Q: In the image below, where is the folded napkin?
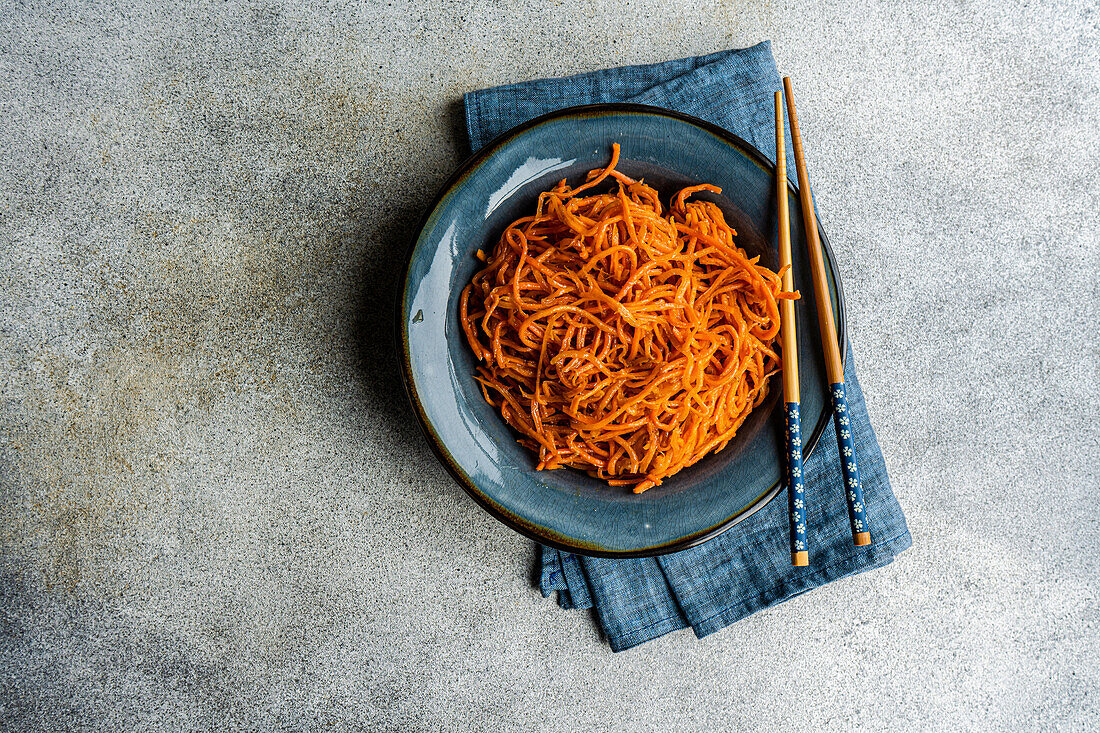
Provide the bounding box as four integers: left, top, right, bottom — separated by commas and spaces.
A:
463, 42, 911, 651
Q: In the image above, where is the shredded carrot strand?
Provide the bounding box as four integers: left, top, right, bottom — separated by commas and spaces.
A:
460, 144, 799, 493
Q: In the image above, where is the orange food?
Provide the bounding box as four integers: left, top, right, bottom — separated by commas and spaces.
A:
460, 144, 798, 493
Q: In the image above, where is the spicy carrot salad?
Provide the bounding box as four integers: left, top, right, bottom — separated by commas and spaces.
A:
460, 145, 798, 493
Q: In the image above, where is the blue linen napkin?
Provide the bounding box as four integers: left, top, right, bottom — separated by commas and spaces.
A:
463, 41, 911, 652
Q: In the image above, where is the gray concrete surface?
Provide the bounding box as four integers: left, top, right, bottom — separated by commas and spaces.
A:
0, 1, 1097, 730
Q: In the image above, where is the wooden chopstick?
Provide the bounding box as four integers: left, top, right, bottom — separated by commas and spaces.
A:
782, 77, 871, 546
775, 91, 808, 567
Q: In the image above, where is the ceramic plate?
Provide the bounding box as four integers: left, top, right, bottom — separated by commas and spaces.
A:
398, 104, 845, 557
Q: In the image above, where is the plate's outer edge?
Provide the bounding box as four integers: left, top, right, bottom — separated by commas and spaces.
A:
396, 103, 847, 558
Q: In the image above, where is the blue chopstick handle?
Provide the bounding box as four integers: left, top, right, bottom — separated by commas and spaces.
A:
829, 382, 870, 544
785, 402, 808, 563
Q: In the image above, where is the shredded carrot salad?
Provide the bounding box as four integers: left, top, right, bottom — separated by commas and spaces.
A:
460, 144, 798, 493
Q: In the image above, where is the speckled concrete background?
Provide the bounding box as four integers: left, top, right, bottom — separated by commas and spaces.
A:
0, 1, 1096, 730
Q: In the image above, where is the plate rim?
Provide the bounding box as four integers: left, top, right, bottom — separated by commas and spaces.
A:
396, 102, 847, 558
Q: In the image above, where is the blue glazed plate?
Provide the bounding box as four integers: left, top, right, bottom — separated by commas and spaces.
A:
398, 104, 845, 557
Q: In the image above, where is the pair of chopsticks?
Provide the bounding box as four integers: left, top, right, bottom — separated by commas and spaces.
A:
775, 79, 871, 567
